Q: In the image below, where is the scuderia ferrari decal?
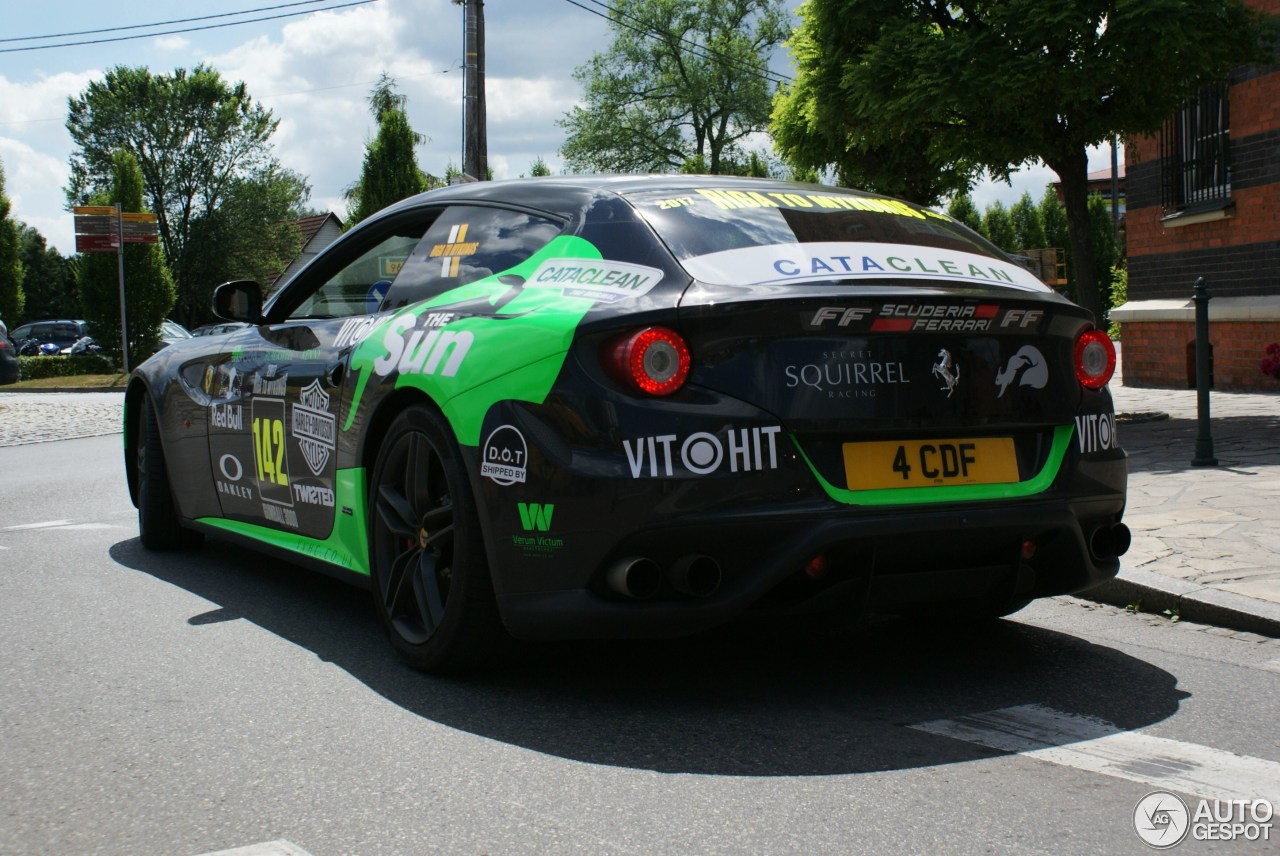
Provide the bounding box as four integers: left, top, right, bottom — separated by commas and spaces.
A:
808, 304, 1046, 334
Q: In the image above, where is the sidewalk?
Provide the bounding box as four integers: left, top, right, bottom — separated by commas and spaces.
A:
2, 362, 1279, 636
1088, 352, 1280, 637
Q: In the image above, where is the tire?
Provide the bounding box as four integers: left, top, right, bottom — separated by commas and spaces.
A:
369, 404, 507, 673
137, 395, 201, 549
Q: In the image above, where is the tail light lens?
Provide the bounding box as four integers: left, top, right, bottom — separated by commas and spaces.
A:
1074, 328, 1116, 390
603, 326, 691, 396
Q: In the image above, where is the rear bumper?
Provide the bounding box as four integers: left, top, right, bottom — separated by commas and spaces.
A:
496, 487, 1125, 639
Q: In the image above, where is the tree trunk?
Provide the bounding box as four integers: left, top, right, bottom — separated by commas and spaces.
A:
1046, 147, 1102, 323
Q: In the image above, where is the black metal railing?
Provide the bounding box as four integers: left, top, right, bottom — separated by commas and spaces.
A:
1160, 83, 1231, 212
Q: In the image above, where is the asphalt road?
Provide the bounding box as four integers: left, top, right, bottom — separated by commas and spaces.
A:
2, 434, 1279, 855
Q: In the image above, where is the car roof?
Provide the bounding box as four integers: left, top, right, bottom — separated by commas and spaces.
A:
376, 174, 931, 221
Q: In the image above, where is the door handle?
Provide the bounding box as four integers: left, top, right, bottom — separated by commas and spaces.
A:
324, 363, 345, 387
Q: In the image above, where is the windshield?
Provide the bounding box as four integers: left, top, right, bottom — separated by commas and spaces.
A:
625, 186, 1048, 293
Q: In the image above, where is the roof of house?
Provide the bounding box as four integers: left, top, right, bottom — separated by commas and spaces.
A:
296, 212, 343, 245
1086, 164, 1125, 183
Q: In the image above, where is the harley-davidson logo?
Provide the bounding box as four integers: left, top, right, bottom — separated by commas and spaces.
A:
292, 379, 336, 476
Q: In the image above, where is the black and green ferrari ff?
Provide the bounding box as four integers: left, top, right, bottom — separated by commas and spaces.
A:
125, 175, 1128, 671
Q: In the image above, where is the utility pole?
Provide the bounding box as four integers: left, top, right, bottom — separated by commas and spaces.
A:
455, 0, 487, 182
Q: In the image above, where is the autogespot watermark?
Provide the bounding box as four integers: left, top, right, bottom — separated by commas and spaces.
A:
1133, 791, 1274, 848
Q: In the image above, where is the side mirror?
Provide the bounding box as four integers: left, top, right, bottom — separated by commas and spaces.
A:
212, 280, 264, 324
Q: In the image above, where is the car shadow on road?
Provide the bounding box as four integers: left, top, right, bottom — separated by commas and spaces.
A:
1121, 413, 1280, 475
110, 535, 1188, 777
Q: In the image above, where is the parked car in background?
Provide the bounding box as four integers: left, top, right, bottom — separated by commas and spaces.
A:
191, 322, 251, 337
158, 320, 193, 349
10, 319, 91, 353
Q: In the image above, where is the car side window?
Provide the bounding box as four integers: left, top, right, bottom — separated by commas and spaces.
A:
288, 229, 428, 320
381, 205, 565, 311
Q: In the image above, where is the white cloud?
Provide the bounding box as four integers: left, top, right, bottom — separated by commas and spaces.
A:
0, 137, 74, 251
153, 36, 190, 52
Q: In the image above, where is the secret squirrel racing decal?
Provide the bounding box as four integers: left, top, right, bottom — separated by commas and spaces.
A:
343, 235, 654, 446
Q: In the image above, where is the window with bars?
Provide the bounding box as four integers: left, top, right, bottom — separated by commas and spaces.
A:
1160, 83, 1231, 212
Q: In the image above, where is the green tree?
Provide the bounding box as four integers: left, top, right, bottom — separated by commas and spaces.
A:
1039, 186, 1072, 298
77, 150, 175, 368
767, 0, 1270, 321
179, 164, 309, 324
560, 0, 789, 174
0, 160, 25, 325
1039, 187, 1070, 252
18, 225, 75, 323
982, 201, 1018, 253
772, 4, 979, 204
946, 193, 984, 235
346, 74, 432, 224
66, 65, 306, 324
1009, 192, 1046, 251
1088, 193, 1120, 318
529, 156, 552, 177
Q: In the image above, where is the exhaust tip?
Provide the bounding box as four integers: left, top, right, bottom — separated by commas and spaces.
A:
1089, 523, 1132, 560
606, 557, 661, 600
669, 554, 722, 598
1089, 526, 1114, 560
1111, 523, 1131, 557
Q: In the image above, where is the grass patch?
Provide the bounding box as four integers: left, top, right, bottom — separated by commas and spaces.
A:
4, 373, 130, 390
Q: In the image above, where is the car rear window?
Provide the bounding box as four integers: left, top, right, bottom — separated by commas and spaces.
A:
624, 187, 1048, 292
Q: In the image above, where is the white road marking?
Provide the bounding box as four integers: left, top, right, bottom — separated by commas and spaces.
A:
196, 840, 315, 856
911, 704, 1280, 804
1, 520, 119, 532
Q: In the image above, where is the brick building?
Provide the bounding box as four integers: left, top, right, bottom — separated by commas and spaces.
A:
1112, 0, 1279, 390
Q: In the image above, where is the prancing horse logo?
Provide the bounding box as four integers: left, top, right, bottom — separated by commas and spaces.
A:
932, 348, 960, 397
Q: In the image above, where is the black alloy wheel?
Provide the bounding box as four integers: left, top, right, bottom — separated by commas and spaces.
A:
369, 404, 504, 672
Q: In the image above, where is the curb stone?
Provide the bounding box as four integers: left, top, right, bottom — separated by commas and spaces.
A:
1084, 571, 1280, 639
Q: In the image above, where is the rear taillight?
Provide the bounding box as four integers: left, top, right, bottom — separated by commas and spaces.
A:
1074, 328, 1116, 390
603, 326, 691, 396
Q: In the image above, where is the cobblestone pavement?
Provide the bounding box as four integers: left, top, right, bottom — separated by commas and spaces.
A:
1, 360, 1277, 634
0, 392, 124, 446
1102, 358, 1280, 633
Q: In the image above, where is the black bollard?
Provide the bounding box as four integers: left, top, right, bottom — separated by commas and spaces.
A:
1191, 277, 1218, 467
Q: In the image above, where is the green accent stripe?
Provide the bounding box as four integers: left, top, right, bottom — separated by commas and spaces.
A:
799, 425, 1073, 506
197, 468, 371, 575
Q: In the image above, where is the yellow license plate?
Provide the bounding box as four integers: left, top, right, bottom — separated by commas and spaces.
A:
843, 438, 1019, 490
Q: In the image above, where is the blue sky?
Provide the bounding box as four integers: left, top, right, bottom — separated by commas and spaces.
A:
0, 0, 1115, 256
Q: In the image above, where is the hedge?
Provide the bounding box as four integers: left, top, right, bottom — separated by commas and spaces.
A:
16, 354, 117, 379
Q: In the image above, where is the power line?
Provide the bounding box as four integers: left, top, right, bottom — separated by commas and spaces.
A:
0, 0, 379, 54
0, 1, 343, 44
560, 0, 792, 86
